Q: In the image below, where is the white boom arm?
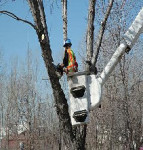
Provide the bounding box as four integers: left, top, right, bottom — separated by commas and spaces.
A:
68, 7, 143, 123
98, 7, 143, 87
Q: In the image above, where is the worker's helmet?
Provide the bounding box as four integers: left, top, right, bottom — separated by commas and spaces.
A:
63, 39, 72, 47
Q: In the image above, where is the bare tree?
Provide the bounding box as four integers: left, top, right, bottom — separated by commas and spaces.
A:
0, 1, 143, 150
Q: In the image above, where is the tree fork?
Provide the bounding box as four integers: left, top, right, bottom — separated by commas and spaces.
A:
91, 0, 114, 72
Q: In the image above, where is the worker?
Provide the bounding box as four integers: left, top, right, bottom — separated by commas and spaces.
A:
61, 39, 78, 74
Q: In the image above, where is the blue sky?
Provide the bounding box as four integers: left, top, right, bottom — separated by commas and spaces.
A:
0, 0, 143, 69
0, 0, 88, 65
0, 0, 89, 101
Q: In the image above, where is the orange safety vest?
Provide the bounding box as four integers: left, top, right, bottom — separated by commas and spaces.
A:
66, 49, 78, 73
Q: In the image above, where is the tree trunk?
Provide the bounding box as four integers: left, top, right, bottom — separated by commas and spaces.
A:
73, 125, 87, 150
61, 0, 67, 41
86, 0, 96, 72
27, 0, 74, 148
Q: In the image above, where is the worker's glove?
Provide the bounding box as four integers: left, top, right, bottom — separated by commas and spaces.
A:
54, 64, 64, 78
63, 68, 68, 74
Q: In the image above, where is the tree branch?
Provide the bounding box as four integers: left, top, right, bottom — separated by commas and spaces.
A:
0, 10, 36, 30
91, 0, 114, 69
86, 0, 96, 72
61, 0, 67, 41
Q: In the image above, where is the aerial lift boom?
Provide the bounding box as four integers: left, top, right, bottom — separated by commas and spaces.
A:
98, 7, 143, 87
68, 7, 143, 126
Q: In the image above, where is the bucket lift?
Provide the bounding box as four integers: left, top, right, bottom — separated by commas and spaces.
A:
68, 72, 101, 126
68, 7, 143, 126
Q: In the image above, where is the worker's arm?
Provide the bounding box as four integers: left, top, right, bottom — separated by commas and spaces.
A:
63, 50, 68, 67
